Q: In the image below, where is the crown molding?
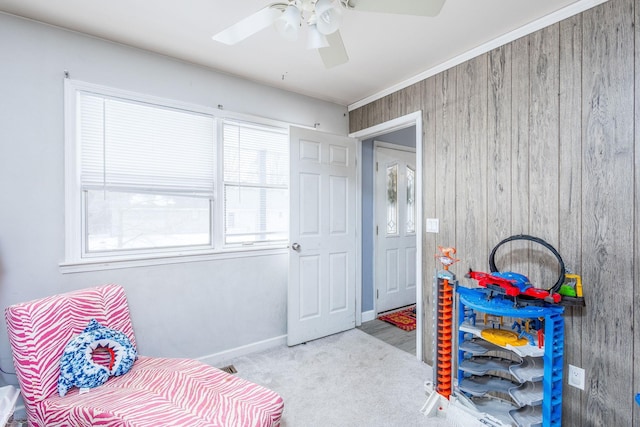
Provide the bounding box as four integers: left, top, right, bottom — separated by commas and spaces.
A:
348, 0, 609, 112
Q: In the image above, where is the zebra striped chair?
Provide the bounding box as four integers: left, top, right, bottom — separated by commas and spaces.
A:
5, 284, 284, 426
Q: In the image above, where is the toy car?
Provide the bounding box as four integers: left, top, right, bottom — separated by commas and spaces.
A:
466, 270, 561, 304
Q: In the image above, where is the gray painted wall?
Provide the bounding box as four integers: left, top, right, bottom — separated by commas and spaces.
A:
0, 12, 348, 387
361, 127, 416, 313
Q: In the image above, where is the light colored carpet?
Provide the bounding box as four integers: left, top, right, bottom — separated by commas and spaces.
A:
219, 329, 454, 427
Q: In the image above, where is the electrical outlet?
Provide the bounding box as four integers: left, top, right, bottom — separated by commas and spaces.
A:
568, 364, 585, 390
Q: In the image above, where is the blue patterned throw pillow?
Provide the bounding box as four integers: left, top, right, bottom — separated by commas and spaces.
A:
57, 319, 137, 396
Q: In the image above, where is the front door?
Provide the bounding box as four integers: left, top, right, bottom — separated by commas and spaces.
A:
287, 126, 357, 346
374, 145, 417, 313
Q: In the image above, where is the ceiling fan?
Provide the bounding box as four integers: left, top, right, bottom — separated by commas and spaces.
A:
212, 0, 447, 69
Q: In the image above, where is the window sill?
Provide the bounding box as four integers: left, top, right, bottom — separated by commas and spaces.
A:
59, 246, 289, 274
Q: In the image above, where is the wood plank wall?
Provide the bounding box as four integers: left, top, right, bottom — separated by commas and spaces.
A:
349, 0, 637, 424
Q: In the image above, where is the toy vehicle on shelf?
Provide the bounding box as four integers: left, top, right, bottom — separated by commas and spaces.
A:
465, 270, 561, 305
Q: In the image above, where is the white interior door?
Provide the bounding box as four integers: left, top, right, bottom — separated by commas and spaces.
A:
375, 145, 417, 313
288, 126, 357, 346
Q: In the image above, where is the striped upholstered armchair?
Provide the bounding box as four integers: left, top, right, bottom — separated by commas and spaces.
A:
5, 284, 283, 426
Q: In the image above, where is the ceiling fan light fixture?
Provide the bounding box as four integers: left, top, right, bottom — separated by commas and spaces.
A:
306, 24, 330, 49
275, 4, 301, 41
314, 0, 342, 35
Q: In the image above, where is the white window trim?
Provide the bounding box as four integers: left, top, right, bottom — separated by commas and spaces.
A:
59, 247, 289, 274
62, 79, 291, 274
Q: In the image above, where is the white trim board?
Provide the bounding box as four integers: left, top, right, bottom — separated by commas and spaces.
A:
197, 335, 288, 367
350, 111, 423, 362
361, 310, 376, 323
348, 0, 610, 111
374, 140, 416, 153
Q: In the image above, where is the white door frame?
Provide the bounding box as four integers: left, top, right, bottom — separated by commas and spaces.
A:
349, 111, 424, 361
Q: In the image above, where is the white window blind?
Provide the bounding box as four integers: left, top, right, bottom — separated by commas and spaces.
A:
79, 92, 215, 196
223, 121, 288, 245
76, 91, 216, 254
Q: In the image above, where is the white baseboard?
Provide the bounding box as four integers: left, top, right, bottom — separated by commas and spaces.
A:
361, 310, 376, 323
197, 334, 288, 367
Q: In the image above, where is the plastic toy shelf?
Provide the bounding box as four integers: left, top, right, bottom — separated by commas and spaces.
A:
460, 375, 516, 396
459, 320, 544, 357
459, 338, 503, 355
510, 381, 543, 406
459, 352, 544, 383
460, 376, 543, 407
473, 396, 519, 426
457, 286, 565, 427
457, 286, 564, 319
510, 406, 543, 427
459, 357, 515, 376
511, 357, 544, 383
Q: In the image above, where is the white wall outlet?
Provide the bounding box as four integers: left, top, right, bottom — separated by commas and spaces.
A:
426, 218, 439, 233
568, 364, 585, 390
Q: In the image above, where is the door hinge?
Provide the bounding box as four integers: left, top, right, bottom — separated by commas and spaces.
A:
376, 225, 378, 235
377, 289, 379, 299
376, 161, 378, 172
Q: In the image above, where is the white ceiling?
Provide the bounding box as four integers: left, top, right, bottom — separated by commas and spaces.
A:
0, 0, 589, 106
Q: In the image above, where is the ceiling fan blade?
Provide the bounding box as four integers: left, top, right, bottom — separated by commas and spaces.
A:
212, 4, 284, 45
318, 30, 349, 69
347, 0, 446, 17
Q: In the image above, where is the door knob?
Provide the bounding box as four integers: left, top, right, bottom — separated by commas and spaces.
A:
291, 243, 301, 251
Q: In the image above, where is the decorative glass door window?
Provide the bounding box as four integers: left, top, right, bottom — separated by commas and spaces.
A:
386, 163, 398, 235
406, 166, 416, 234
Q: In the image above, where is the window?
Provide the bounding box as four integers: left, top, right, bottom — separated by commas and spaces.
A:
386, 163, 398, 235
223, 122, 288, 245
406, 165, 415, 234
79, 93, 215, 254
64, 80, 289, 266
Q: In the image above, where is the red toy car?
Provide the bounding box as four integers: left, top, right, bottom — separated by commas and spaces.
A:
466, 270, 561, 304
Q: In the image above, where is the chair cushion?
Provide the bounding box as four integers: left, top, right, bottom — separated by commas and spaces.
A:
5, 285, 137, 406
37, 356, 284, 427
57, 319, 137, 397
